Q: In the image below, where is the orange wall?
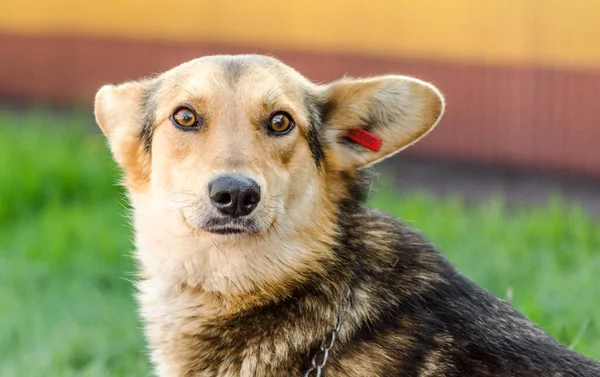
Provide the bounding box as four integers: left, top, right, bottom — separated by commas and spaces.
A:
2, 0, 600, 70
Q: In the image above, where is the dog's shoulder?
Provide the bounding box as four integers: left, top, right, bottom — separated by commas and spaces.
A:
339, 207, 600, 376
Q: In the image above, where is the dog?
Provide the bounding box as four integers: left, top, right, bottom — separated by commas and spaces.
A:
94, 54, 600, 376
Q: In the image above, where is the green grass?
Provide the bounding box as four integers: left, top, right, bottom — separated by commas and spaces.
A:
1, 108, 599, 376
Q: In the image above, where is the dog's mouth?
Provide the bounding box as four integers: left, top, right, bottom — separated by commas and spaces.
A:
204, 226, 248, 235
184, 214, 261, 236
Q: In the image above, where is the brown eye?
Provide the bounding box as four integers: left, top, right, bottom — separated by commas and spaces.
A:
268, 112, 294, 135
172, 108, 198, 128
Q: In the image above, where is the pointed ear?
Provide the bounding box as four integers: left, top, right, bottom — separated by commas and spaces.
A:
94, 78, 155, 189
320, 75, 444, 171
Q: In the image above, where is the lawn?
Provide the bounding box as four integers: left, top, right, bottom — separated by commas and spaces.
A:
1, 108, 599, 376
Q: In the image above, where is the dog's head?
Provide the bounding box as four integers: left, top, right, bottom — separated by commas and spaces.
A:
95, 55, 444, 294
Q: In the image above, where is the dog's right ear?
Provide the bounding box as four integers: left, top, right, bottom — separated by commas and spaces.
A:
94, 79, 154, 189
318, 75, 444, 172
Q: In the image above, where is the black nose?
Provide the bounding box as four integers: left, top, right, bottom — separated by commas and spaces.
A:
208, 174, 261, 217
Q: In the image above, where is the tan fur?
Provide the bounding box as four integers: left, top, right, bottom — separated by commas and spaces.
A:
95, 81, 153, 191
94, 54, 444, 376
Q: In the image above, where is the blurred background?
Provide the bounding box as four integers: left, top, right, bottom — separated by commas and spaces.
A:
1, 1, 599, 376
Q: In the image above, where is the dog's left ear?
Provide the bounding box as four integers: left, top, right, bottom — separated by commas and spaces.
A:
320, 75, 444, 171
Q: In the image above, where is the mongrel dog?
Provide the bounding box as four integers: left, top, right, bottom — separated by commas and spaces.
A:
94, 55, 600, 376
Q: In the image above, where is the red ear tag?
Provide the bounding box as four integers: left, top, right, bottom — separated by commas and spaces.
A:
346, 129, 382, 152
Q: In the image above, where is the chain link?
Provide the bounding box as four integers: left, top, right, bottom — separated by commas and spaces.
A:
303, 314, 343, 377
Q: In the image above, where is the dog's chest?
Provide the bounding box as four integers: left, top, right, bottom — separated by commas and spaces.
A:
138, 282, 302, 376
138, 281, 215, 375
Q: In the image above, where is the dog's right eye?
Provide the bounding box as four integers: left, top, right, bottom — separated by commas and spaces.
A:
172, 107, 201, 129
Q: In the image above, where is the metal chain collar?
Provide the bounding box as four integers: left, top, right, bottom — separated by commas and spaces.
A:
303, 314, 343, 377
303, 290, 351, 377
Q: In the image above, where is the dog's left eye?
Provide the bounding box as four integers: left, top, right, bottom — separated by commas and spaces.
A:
172, 107, 200, 129
268, 112, 295, 135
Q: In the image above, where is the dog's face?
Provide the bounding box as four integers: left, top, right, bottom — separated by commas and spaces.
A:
94, 55, 444, 294
99, 57, 326, 237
